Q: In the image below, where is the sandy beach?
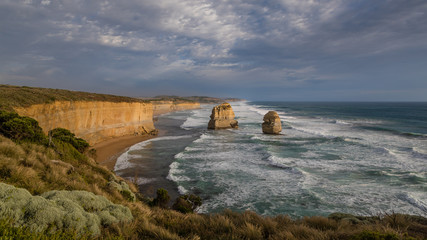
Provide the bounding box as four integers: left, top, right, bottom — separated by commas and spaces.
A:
92, 134, 155, 170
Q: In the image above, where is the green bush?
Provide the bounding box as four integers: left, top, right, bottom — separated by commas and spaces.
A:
0, 166, 12, 179
0, 110, 47, 144
352, 231, 402, 240
49, 128, 89, 153
172, 194, 202, 214
107, 180, 136, 202
0, 182, 133, 236
151, 188, 170, 208
0, 218, 87, 239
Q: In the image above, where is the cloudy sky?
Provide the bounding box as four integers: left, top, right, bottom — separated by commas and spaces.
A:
1, 0, 426, 101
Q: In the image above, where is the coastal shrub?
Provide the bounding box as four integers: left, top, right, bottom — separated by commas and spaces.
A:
49, 128, 89, 153
352, 231, 401, 240
107, 179, 136, 202
0, 110, 47, 144
0, 166, 12, 179
0, 218, 88, 239
0, 182, 133, 236
172, 194, 202, 214
52, 139, 88, 163
151, 188, 170, 208
41, 190, 133, 225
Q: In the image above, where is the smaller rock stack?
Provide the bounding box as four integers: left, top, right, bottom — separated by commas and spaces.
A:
208, 103, 238, 129
262, 111, 282, 134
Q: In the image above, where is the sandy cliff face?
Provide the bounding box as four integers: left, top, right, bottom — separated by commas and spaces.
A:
208, 102, 238, 129
152, 101, 200, 116
14, 101, 155, 145
262, 111, 282, 134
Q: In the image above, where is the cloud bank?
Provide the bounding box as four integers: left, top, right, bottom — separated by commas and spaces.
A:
0, 0, 426, 100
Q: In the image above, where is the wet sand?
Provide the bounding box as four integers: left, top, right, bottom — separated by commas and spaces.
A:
92, 134, 156, 170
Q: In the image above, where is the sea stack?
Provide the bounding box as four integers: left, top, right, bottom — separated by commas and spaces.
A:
208, 103, 238, 130
262, 111, 282, 134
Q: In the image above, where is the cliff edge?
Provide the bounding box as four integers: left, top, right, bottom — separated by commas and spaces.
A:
14, 101, 156, 145
1, 85, 200, 145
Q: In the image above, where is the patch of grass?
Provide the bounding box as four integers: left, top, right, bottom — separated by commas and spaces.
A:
0, 218, 90, 240
0, 84, 149, 111
351, 230, 409, 240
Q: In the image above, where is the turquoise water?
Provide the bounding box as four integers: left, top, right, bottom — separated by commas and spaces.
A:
116, 102, 427, 218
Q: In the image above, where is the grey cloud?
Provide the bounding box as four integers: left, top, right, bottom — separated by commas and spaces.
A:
0, 0, 426, 101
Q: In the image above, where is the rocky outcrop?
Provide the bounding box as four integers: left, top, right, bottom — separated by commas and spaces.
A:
152, 101, 200, 116
14, 101, 156, 145
262, 111, 282, 134
208, 103, 238, 129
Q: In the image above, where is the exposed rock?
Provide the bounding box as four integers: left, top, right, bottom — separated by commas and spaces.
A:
208, 103, 238, 130
13, 100, 199, 145
262, 111, 282, 134
14, 101, 156, 145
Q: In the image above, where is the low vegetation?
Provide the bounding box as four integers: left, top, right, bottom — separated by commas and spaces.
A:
148, 95, 243, 103
0, 110, 47, 144
49, 128, 89, 153
0, 85, 148, 111
0, 110, 426, 239
0, 183, 133, 236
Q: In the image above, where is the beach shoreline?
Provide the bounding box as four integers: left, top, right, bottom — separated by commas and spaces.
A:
92, 134, 156, 170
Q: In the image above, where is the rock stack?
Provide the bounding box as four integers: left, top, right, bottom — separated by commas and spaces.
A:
208, 103, 238, 129
262, 111, 282, 134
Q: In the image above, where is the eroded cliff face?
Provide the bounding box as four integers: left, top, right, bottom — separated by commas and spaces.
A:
14, 101, 156, 145
152, 101, 200, 116
262, 111, 282, 134
208, 102, 238, 129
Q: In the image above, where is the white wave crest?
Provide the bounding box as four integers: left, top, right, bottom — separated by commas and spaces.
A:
167, 161, 191, 182
413, 147, 427, 155
397, 193, 427, 213
114, 135, 193, 171
267, 155, 295, 169
125, 177, 157, 185
248, 106, 268, 116
177, 186, 189, 194
180, 109, 210, 130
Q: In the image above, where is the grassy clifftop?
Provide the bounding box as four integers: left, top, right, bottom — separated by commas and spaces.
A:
147, 95, 244, 103
0, 85, 148, 111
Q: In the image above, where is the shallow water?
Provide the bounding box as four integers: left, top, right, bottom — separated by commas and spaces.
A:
116, 101, 427, 218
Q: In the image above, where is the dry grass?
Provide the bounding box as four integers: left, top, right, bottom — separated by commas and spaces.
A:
0, 135, 132, 204
0, 84, 148, 111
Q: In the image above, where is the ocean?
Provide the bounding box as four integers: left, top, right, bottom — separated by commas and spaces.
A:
114, 101, 427, 218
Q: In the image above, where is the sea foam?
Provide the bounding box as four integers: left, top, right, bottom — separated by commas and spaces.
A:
114, 135, 193, 171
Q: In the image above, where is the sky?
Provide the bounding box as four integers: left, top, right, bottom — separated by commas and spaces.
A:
0, 0, 426, 101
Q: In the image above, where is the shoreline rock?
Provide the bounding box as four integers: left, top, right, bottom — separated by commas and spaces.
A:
208, 103, 238, 130
262, 111, 282, 134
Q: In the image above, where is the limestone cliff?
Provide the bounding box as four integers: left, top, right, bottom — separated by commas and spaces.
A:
14, 101, 156, 145
152, 101, 200, 116
262, 111, 282, 134
208, 103, 238, 129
